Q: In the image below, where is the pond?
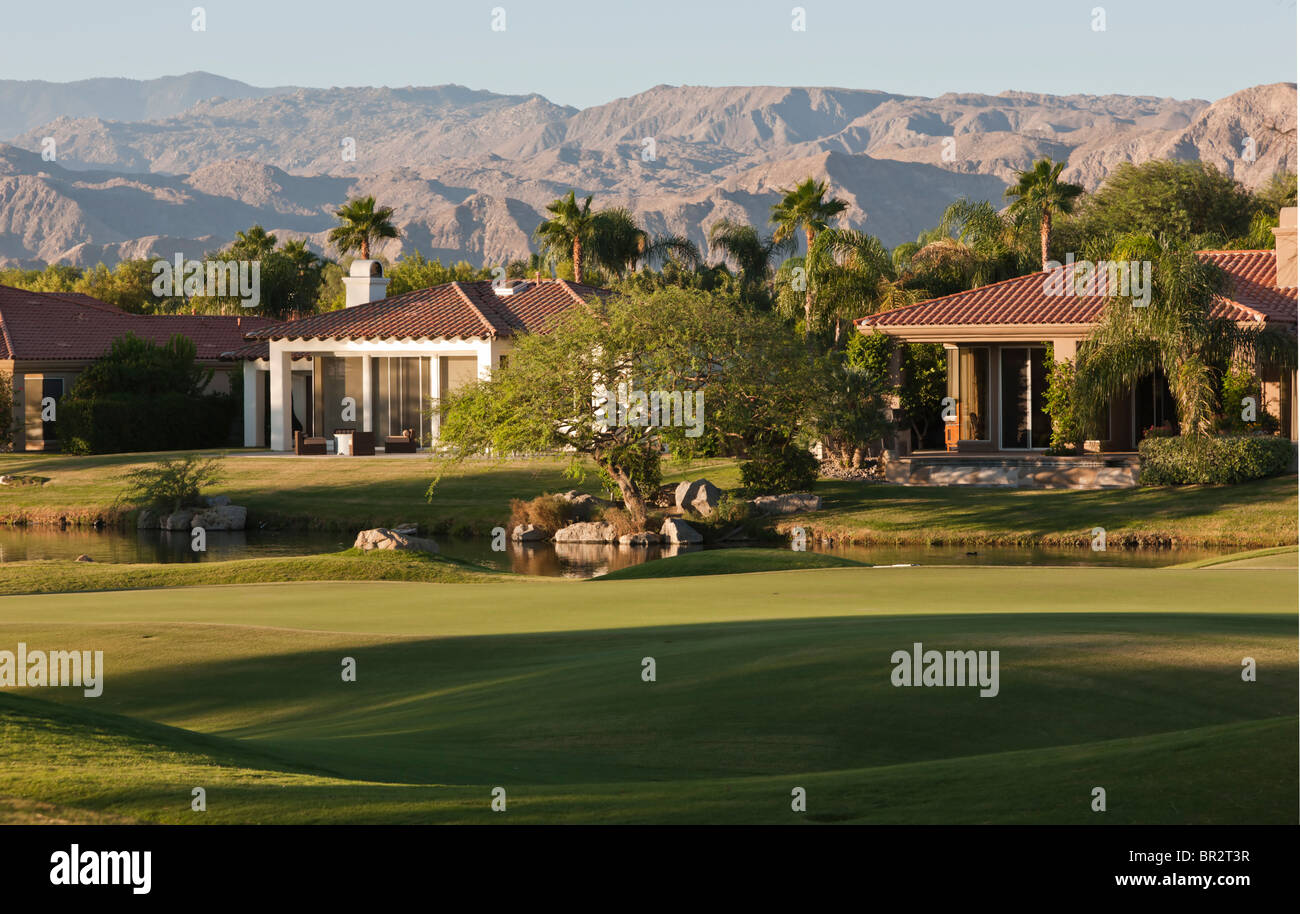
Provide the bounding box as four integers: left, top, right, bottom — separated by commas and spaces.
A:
0, 526, 1230, 579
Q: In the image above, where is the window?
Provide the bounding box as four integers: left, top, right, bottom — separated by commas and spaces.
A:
999, 347, 1051, 449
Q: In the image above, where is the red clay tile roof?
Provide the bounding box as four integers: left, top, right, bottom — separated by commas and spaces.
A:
857, 250, 1297, 330
245, 279, 611, 345
0, 284, 278, 361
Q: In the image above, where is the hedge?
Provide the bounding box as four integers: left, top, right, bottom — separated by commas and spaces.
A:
59, 392, 239, 454
1138, 435, 1296, 485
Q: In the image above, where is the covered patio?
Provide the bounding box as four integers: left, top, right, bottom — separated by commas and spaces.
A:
224, 262, 610, 452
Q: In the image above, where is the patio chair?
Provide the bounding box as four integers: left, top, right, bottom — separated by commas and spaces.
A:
383, 428, 418, 453
294, 430, 328, 455
353, 431, 375, 456
944, 408, 960, 452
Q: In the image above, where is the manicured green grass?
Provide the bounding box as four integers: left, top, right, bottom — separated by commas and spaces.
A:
595, 547, 867, 580
2, 450, 1293, 546
0, 564, 1294, 823
797, 475, 1299, 547
0, 549, 504, 595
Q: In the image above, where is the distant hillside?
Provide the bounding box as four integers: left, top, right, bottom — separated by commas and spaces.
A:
0, 78, 1294, 268
0, 71, 293, 140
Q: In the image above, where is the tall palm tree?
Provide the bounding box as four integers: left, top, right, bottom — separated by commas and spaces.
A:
708, 218, 793, 304
1074, 235, 1296, 439
1004, 158, 1084, 271
328, 196, 400, 260
770, 178, 849, 334
535, 191, 596, 283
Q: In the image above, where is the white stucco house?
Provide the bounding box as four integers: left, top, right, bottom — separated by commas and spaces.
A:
225, 260, 611, 451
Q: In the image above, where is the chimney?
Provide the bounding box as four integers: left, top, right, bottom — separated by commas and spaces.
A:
342, 259, 390, 307
1272, 206, 1297, 288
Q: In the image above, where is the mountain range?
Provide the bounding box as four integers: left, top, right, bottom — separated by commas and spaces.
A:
0, 73, 1294, 268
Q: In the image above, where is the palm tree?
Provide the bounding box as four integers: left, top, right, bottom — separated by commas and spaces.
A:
708, 218, 793, 304
535, 191, 596, 283
1004, 158, 1084, 271
230, 225, 277, 260
588, 207, 648, 278
778, 228, 896, 346
770, 178, 849, 333
328, 196, 400, 260
1074, 236, 1296, 439
642, 234, 702, 271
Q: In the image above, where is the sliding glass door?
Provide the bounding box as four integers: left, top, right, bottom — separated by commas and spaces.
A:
999, 347, 1051, 449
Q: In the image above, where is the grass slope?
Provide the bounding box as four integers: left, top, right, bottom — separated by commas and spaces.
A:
0, 564, 1294, 824
0, 549, 503, 595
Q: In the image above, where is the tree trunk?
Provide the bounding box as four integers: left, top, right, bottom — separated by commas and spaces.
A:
572, 237, 583, 284
804, 226, 816, 335
602, 460, 647, 527
361, 238, 370, 260
1039, 212, 1051, 271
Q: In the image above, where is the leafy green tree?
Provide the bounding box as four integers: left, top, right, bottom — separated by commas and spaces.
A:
1076, 160, 1253, 247
434, 287, 825, 524
69, 333, 211, 399
328, 197, 400, 260
770, 178, 849, 333
1004, 158, 1084, 270
535, 191, 596, 284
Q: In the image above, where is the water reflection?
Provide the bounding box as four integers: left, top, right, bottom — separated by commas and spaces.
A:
0, 525, 1231, 577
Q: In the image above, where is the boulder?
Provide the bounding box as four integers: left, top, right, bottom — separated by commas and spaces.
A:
74, 554, 94, 563
394, 523, 419, 535
554, 521, 618, 544
160, 509, 196, 531
512, 524, 549, 542
190, 505, 247, 531
618, 531, 662, 546
659, 517, 703, 544
136, 508, 159, 529
675, 479, 721, 517
203, 495, 232, 507
353, 527, 440, 555
749, 493, 822, 516
0, 475, 11, 485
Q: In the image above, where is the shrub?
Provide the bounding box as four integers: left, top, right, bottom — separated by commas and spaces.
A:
710, 493, 754, 525
1139, 435, 1295, 485
508, 494, 573, 531
60, 391, 238, 454
118, 456, 224, 513
594, 505, 640, 537
740, 439, 819, 495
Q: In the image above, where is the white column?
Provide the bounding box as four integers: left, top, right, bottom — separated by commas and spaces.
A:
430, 355, 442, 442
269, 344, 293, 451
242, 360, 266, 447
361, 354, 374, 433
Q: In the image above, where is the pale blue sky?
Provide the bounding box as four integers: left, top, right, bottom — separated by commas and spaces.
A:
3, 0, 1296, 107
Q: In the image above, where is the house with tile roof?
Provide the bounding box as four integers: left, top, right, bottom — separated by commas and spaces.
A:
226, 259, 611, 451
854, 208, 1298, 487
1, 284, 275, 451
